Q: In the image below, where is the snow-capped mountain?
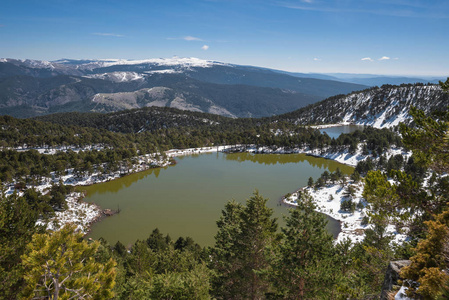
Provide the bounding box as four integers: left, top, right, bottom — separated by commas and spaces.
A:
83, 72, 147, 83
0, 57, 367, 118
276, 84, 449, 128
1, 57, 225, 76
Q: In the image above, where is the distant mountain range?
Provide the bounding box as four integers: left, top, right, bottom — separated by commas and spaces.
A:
282, 72, 444, 87
0, 57, 444, 119
0, 58, 363, 118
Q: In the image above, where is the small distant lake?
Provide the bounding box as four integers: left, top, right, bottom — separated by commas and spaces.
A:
319, 125, 365, 139
83, 152, 353, 246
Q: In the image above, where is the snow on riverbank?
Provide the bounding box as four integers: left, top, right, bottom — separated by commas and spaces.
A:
165, 145, 234, 157
231, 143, 410, 167
302, 144, 410, 167
309, 122, 353, 129
37, 192, 100, 234
284, 181, 408, 244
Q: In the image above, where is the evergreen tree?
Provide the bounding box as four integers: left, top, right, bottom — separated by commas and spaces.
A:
211, 192, 278, 299
307, 176, 314, 187
21, 224, 116, 299
274, 195, 340, 299
210, 200, 244, 299
401, 208, 449, 298
0, 193, 40, 299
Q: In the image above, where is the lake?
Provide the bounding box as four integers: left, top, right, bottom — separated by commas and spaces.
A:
83, 152, 354, 246
319, 125, 365, 139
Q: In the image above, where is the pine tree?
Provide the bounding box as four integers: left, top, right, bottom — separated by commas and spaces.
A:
211, 192, 278, 299
307, 176, 314, 187
0, 193, 40, 299
21, 224, 116, 299
239, 191, 278, 298
401, 208, 449, 298
273, 195, 339, 299
211, 200, 244, 299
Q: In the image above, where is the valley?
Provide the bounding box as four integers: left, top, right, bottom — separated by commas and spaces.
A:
1, 57, 448, 299
3, 0, 449, 297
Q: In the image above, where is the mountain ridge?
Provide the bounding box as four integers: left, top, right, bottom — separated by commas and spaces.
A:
0, 57, 366, 118
274, 83, 449, 128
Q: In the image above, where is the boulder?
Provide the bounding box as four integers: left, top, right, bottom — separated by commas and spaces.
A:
380, 260, 411, 300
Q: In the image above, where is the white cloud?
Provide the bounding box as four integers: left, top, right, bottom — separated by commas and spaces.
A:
313, 58, 321, 61
183, 36, 203, 41
166, 36, 203, 41
201, 45, 209, 51
278, 2, 446, 18
361, 57, 373, 61
92, 32, 124, 37
379, 56, 390, 60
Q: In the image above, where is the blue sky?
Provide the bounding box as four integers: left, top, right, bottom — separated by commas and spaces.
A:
1, 0, 448, 76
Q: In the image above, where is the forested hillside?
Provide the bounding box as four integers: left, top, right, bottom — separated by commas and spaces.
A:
275, 83, 449, 128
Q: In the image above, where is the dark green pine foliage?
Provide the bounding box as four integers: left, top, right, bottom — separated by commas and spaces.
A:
211, 192, 278, 300
0, 192, 41, 299
440, 77, 449, 91
210, 200, 244, 299
274, 196, 339, 299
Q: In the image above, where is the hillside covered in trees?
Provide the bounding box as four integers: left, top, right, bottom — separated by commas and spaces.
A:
274, 83, 449, 128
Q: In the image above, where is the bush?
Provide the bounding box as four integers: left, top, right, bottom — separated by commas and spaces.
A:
340, 199, 356, 213
361, 215, 369, 226
356, 200, 365, 210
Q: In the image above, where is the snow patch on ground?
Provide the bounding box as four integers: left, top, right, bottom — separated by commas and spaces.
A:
145, 69, 181, 74
284, 182, 408, 245
37, 192, 100, 234
303, 144, 410, 167
83, 71, 146, 82
166, 145, 234, 157
395, 286, 412, 299
309, 122, 353, 129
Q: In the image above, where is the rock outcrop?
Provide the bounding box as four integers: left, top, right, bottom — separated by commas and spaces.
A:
381, 260, 411, 299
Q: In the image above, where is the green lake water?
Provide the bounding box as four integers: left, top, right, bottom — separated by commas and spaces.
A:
83, 152, 354, 246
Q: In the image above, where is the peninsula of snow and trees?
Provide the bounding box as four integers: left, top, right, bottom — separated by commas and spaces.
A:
1, 55, 449, 299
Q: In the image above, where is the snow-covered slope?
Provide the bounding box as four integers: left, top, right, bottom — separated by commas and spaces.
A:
89, 87, 237, 118
279, 84, 449, 128
10, 57, 225, 73
83, 71, 146, 82
73, 57, 225, 69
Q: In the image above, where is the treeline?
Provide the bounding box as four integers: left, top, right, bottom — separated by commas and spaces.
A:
34, 107, 229, 134
0, 148, 142, 184
6, 106, 404, 153
0, 109, 404, 187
